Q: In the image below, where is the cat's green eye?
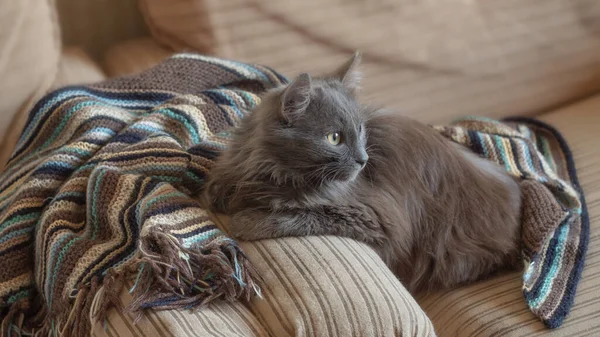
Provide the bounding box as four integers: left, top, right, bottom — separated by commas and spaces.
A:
327, 132, 342, 145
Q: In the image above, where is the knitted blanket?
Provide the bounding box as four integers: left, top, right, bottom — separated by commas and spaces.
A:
436, 117, 589, 328
0, 54, 587, 334
0, 54, 286, 336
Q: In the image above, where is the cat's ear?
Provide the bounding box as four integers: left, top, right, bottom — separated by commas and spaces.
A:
281, 73, 312, 122
332, 51, 362, 92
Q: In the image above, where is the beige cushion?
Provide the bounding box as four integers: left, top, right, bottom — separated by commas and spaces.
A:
0, 0, 61, 142
142, 0, 600, 123
0, 47, 106, 170
103, 37, 173, 77
418, 94, 600, 336
238, 236, 436, 337
94, 232, 436, 336
91, 279, 271, 337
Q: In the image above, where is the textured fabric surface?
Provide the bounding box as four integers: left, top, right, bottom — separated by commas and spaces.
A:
237, 235, 436, 337
418, 95, 600, 336
435, 117, 588, 328
91, 279, 271, 337
197, 0, 600, 123
139, 0, 215, 53
0, 54, 287, 336
92, 233, 436, 337
103, 38, 173, 77
0, 0, 61, 142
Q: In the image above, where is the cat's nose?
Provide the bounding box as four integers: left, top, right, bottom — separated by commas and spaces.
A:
356, 157, 368, 168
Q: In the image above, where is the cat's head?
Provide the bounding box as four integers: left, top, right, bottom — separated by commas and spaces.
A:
253, 52, 369, 187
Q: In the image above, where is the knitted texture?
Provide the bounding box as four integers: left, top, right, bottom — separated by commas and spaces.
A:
0, 54, 286, 336
436, 117, 589, 328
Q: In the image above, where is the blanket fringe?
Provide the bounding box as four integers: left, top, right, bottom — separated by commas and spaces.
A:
1, 232, 257, 337
127, 232, 259, 315
1, 300, 26, 337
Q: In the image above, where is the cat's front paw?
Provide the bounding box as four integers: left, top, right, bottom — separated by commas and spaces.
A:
229, 210, 278, 241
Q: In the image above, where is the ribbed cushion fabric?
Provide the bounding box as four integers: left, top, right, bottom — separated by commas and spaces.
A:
92, 234, 437, 337
237, 236, 436, 337
92, 279, 271, 337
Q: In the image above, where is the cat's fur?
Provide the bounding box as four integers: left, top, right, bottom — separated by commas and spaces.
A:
203, 53, 522, 292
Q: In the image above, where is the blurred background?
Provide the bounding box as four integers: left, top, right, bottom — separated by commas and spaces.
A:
1, 0, 600, 166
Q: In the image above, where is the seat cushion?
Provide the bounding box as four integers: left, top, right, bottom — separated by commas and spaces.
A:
417, 94, 600, 336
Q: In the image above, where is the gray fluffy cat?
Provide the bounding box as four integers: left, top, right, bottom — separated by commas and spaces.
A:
203, 53, 522, 292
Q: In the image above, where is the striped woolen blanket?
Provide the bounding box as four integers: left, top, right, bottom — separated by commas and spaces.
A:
0, 54, 285, 336
436, 117, 588, 328
0, 53, 588, 334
